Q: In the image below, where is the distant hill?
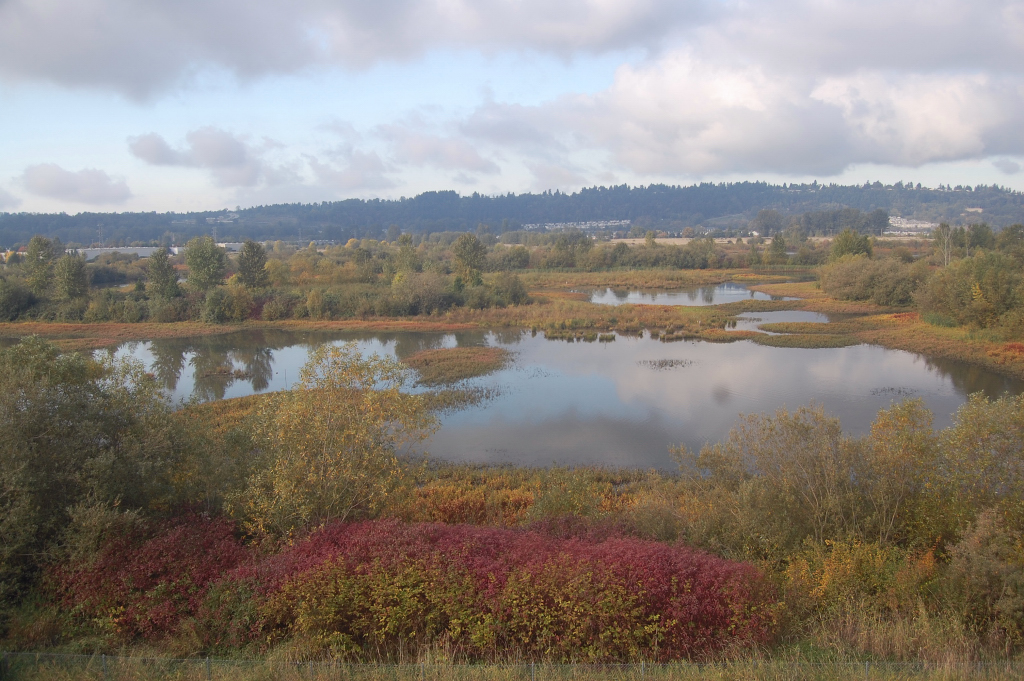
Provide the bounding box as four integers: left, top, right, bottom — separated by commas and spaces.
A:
2, 181, 1022, 247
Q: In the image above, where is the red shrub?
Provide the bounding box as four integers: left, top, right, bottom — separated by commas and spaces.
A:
215, 520, 775, 661
55, 517, 775, 659
51, 515, 249, 641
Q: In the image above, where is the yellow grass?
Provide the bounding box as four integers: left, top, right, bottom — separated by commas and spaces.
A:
402, 347, 512, 385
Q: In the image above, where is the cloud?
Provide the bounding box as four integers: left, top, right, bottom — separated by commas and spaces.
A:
461, 100, 564, 153
702, 0, 1024, 78
380, 125, 500, 174
994, 158, 1022, 175
128, 132, 188, 165
307, 150, 395, 192
528, 163, 588, 192
0, 0, 705, 98
129, 127, 292, 187
454, 49, 1024, 179
0, 187, 21, 210
8, 0, 1024, 189
20, 164, 131, 204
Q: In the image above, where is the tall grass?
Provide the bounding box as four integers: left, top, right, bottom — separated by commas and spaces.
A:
6, 654, 1024, 681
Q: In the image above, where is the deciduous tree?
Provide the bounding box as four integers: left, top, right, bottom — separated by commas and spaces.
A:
237, 240, 269, 289
238, 343, 438, 536
184, 236, 226, 291
146, 247, 180, 299
53, 254, 88, 300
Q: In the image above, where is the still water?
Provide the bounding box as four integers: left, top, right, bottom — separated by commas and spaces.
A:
107, 328, 1024, 469
590, 282, 793, 306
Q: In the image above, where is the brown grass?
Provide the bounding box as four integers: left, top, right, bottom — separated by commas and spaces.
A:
402, 347, 512, 386
752, 334, 859, 349
10, 655, 1022, 680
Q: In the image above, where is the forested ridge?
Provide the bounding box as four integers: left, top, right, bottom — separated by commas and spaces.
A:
3, 181, 1023, 246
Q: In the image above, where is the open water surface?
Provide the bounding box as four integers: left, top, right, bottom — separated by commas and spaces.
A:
107, 326, 1024, 469
589, 282, 794, 306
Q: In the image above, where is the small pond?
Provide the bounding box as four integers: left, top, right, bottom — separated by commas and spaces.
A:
589, 282, 793, 306
105, 328, 1024, 470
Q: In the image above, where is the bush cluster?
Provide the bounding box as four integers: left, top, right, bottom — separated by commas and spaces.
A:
53, 519, 774, 662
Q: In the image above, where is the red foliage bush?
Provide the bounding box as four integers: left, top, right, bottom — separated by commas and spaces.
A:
214, 520, 776, 661
51, 515, 249, 641
53, 517, 775, 659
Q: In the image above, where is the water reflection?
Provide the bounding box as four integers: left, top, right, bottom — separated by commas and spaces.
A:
732, 310, 831, 334
590, 282, 794, 306
107, 329, 1024, 468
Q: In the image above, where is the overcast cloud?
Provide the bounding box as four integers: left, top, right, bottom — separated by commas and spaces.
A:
129, 127, 296, 187
0, 0, 705, 98
2, 0, 1024, 208
0, 187, 21, 210
20, 164, 132, 205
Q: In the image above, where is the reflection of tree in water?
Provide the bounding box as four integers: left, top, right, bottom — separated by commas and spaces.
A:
924, 356, 1024, 399
233, 347, 274, 392
490, 328, 525, 346
612, 288, 630, 301
391, 333, 451, 361
123, 327, 522, 402
189, 340, 236, 402
147, 339, 189, 392
700, 286, 715, 305
452, 330, 491, 348
686, 288, 699, 302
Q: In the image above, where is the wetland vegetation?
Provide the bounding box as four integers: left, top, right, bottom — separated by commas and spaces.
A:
4, 220, 1024, 672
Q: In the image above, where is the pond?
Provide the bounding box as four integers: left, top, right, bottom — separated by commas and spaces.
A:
589, 282, 793, 306
106, 328, 1024, 470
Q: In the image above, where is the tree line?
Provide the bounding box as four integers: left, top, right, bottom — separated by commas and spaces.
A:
2, 181, 1022, 246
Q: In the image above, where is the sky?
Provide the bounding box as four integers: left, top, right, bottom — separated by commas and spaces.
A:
1, 0, 1023, 214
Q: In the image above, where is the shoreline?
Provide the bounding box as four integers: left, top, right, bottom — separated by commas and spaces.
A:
2, 271, 1023, 380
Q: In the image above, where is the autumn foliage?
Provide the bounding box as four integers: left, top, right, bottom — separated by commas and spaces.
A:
52, 519, 774, 662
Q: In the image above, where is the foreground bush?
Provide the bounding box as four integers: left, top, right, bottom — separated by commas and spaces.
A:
225, 521, 773, 661
53, 519, 774, 662
51, 515, 249, 642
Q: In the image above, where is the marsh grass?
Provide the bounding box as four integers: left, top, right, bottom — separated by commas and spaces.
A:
757, 322, 861, 336
402, 347, 512, 386
6, 654, 1024, 681
751, 333, 860, 348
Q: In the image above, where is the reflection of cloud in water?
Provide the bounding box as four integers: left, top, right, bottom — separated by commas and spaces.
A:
108, 327, 1024, 468
429, 410, 681, 469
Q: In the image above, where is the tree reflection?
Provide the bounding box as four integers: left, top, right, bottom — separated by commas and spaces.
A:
189, 341, 236, 402
148, 339, 189, 392
924, 356, 1024, 399
233, 347, 274, 392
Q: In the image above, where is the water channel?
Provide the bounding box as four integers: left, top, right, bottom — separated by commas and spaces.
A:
107, 323, 1024, 470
